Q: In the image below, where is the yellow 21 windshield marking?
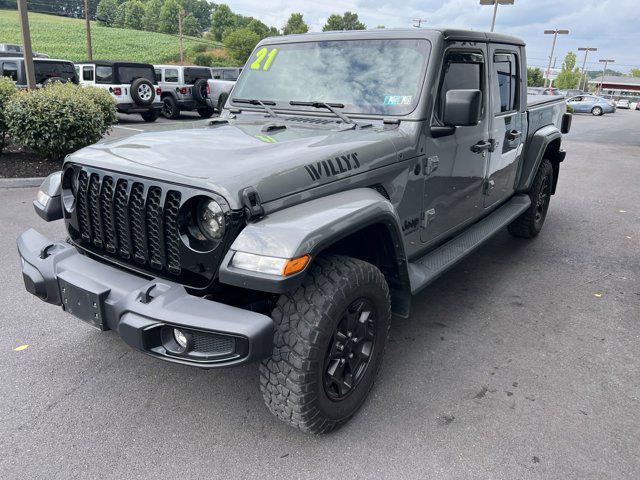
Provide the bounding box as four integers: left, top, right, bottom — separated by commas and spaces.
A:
250, 47, 278, 71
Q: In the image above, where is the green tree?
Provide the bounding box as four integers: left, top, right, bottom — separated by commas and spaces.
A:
124, 0, 145, 30
342, 11, 366, 30
223, 27, 260, 64
113, 1, 127, 27
182, 13, 200, 36
323, 13, 344, 31
211, 4, 237, 41
182, 0, 213, 32
96, 0, 119, 26
159, 0, 181, 34
268, 26, 280, 37
630, 68, 640, 77
376, 25, 386, 29
143, 0, 163, 31
527, 67, 544, 87
283, 13, 308, 35
246, 18, 271, 38
555, 51, 581, 89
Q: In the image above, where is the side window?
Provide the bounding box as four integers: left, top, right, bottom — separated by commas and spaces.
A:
95, 66, 113, 83
493, 53, 518, 113
436, 51, 484, 122
154, 68, 162, 82
165, 69, 179, 82
222, 70, 237, 80
2, 62, 19, 82
211, 69, 222, 79
82, 66, 94, 81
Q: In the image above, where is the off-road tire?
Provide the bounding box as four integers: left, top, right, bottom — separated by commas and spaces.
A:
197, 107, 214, 118
162, 96, 180, 119
260, 255, 391, 434
591, 106, 603, 116
508, 158, 554, 238
218, 92, 229, 111
193, 78, 208, 104
130, 78, 155, 106
140, 110, 159, 122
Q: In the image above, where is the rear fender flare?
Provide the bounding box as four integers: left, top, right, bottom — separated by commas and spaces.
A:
517, 125, 562, 193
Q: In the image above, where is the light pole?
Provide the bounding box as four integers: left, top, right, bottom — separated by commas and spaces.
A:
543, 29, 569, 88
578, 47, 597, 91
598, 59, 615, 95
479, 0, 515, 32
16, 0, 35, 90
412, 18, 427, 28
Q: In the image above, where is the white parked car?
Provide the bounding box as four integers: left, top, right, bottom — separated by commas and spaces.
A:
75, 60, 163, 122
153, 65, 214, 119
615, 99, 630, 109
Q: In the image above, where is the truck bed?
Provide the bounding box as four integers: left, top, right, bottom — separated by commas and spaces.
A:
527, 94, 565, 108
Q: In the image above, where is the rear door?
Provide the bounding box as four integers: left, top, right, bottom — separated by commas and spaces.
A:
484, 45, 525, 208
420, 45, 490, 243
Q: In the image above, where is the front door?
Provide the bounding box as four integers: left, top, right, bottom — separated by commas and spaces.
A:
421, 45, 490, 244
484, 46, 525, 208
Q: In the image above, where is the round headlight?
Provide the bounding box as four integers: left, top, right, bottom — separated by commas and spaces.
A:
198, 199, 225, 240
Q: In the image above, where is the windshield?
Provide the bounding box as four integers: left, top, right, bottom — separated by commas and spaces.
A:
231, 39, 431, 116
34, 61, 78, 84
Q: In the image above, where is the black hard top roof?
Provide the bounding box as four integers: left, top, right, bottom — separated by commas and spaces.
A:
261, 27, 525, 47
75, 60, 154, 68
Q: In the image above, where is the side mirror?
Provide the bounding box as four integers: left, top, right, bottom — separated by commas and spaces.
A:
443, 89, 482, 127
33, 171, 63, 222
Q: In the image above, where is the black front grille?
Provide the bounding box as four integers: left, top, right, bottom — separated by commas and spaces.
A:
72, 169, 182, 277
192, 332, 235, 355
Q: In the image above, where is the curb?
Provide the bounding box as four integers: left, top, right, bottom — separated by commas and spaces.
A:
0, 177, 45, 189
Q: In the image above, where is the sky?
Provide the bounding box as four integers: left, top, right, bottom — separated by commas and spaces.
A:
224, 0, 639, 73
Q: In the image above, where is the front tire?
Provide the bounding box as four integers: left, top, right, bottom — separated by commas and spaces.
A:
591, 106, 603, 116
197, 107, 214, 118
260, 255, 391, 434
508, 159, 553, 238
140, 110, 159, 122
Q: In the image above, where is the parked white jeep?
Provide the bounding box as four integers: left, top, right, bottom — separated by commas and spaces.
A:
153, 65, 214, 119
75, 60, 162, 122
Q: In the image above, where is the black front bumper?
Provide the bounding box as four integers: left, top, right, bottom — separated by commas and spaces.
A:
17, 229, 273, 368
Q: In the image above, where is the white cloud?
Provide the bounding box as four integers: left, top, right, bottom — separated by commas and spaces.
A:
223, 0, 638, 72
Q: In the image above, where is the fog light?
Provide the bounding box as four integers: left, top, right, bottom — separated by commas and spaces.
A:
174, 328, 188, 348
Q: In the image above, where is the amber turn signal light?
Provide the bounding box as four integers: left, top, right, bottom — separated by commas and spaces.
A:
282, 255, 310, 276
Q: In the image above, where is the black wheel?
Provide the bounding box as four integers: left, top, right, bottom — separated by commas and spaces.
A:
193, 78, 208, 104
218, 92, 228, 112
162, 96, 180, 119
591, 106, 603, 116
508, 159, 554, 239
260, 255, 391, 434
140, 110, 159, 122
130, 78, 155, 106
197, 107, 214, 118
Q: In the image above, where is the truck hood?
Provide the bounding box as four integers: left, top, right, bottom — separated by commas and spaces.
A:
67, 117, 405, 209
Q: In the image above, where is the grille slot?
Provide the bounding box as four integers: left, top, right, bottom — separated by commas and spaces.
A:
72, 171, 183, 277
192, 332, 235, 356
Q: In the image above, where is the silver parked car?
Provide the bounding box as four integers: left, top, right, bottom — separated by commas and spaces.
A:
566, 95, 615, 116
615, 99, 630, 109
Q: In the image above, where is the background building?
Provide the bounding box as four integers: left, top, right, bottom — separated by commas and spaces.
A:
589, 76, 640, 100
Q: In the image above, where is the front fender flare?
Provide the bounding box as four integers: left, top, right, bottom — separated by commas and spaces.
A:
218, 188, 408, 295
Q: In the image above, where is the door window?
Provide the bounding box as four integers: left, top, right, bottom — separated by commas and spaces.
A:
436, 51, 484, 122
164, 69, 179, 82
83, 66, 94, 81
493, 53, 518, 113
154, 68, 162, 82
95, 66, 114, 83
1, 61, 18, 81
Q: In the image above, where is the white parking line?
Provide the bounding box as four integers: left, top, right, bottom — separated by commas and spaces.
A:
113, 125, 145, 132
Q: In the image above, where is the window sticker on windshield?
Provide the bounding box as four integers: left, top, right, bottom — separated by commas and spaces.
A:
250, 47, 278, 71
384, 95, 412, 106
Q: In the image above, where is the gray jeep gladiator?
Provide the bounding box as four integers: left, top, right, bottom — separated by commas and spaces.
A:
18, 29, 571, 434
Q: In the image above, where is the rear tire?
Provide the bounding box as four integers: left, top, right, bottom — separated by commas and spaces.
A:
162, 96, 180, 119
508, 159, 554, 239
260, 255, 391, 434
591, 106, 603, 116
140, 110, 159, 122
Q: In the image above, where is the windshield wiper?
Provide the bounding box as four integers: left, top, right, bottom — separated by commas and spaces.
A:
289, 101, 356, 126
233, 98, 279, 118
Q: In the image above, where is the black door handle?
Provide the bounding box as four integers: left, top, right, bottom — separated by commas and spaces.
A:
506, 129, 522, 141
471, 140, 494, 154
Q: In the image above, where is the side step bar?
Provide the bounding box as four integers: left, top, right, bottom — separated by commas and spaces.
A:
408, 194, 531, 295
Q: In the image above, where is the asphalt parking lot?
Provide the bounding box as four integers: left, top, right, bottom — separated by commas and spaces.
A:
0, 109, 638, 479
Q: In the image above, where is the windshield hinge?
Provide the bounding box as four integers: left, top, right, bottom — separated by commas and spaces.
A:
241, 187, 264, 220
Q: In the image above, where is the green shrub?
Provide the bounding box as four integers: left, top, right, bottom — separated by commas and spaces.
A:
79, 85, 118, 126
5, 83, 116, 160
0, 76, 18, 154
193, 51, 237, 67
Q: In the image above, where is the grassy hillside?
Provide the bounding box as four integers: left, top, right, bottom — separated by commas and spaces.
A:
0, 9, 223, 63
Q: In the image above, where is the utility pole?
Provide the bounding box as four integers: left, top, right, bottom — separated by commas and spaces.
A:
598, 59, 615, 95
17, 0, 36, 89
578, 47, 597, 91
84, 0, 93, 60
543, 29, 569, 88
178, 9, 184, 65
479, 0, 515, 32
412, 18, 427, 28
